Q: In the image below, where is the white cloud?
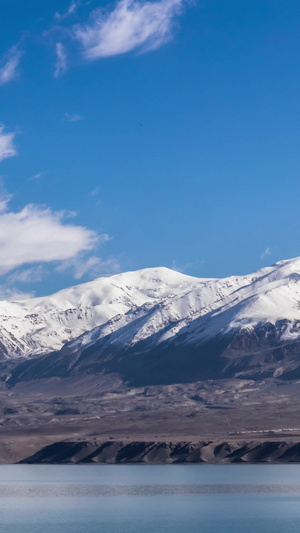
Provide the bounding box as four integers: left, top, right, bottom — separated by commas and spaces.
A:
171, 259, 194, 273
0, 190, 13, 213
29, 172, 42, 180
261, 247, 272, 260
73, 0, 186, 60
0, 286, 35, 301
0, 200, 101, 275
73, 256, 120, 279
87, 186, 100, 197
59, 255, 120, 279
0, 45, 23, 86
65, 112, 83, 122
55, 1, 82, 21
0, 125, 17, 162
7, 266, 45, 284
54, 42, 68, 77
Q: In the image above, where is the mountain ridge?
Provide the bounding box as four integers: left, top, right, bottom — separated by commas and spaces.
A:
3, 256, 300, 387
2, 258, 300, 463
2, 258, 300, 365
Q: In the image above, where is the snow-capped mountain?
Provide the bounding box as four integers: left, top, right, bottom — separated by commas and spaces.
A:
4, 257, 300, 384
62, 256, 300, 355
0, 267, 199, 360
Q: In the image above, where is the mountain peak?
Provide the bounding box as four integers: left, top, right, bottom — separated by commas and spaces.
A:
1, 257, 300, 361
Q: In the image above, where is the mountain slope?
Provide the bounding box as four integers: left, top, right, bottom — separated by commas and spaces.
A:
0, 267, 199, 360
6, 257, 300, 386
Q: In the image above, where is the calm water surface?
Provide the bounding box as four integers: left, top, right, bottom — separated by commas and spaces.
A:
0, 465, 300, 532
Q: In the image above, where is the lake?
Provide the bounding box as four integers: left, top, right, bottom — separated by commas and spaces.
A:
0, 465, 300, 532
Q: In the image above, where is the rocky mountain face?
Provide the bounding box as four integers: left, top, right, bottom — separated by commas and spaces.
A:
2, 257, 300, 386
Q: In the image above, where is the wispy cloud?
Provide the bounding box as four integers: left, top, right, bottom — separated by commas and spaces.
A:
87, 186, 100, 197
73, 0, 186, 60
0, 286, 35, 301
0, 45, 23, 86
171, 259, 194, 274
0, 125, 17, 162
54, 42, 68, 77
261, 247, 272, 260
54, 1, 82, 21
29, 172, 43, 180
58, 255, 120, 279
7, 265, 45, 284
0, 190, 13, 213
65, 112, 83, 122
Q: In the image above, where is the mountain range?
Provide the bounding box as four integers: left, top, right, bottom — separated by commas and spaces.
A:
2, 257, 300, 386
2, 257, 300, 463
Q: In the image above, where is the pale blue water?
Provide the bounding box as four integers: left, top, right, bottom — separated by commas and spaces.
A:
1, 465, 300, 532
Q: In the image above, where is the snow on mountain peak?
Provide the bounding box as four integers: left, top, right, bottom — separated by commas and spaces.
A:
1, 258, 300, 360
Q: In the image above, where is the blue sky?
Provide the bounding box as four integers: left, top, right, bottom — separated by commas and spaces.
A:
0, 0, 300, 297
